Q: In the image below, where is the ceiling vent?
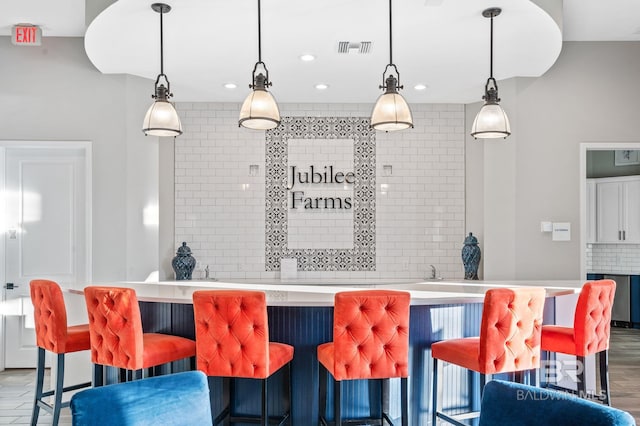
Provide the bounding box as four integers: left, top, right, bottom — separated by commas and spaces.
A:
337, 41, 372, 54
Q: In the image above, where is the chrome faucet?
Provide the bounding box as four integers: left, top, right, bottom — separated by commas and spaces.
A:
430, 265, 437, 279
204, 265, 209, 280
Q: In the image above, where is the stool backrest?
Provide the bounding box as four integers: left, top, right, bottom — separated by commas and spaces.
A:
479, 287, 546, 374
193, 290, 270, 378
84, 286, 144, 370
71, 371, 213, 426
30, 279, 68, 353
332, 290, 410, 380
574, 279, 616, 356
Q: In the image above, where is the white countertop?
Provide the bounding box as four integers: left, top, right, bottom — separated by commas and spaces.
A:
68, 279, 582, 307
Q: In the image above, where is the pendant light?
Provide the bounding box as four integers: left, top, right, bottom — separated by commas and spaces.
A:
470, 8, 511, 139
370, 0, 413, 132
142, 3, 182, 137
238, 0, 280, 130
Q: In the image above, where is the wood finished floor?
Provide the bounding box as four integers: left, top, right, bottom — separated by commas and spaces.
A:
1, 327, 639, 425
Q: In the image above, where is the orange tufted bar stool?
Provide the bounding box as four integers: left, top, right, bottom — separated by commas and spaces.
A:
193, 290, 294, 426
83, 286, 196, 384
541, 279, 616, 405
317, 290, 410, 426
431, 287, 546, 426
29, 279, 92, 426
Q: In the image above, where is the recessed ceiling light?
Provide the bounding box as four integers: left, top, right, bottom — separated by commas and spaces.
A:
224, 83, 237, 89
300, 54, 316, 62
414, 84, 428, 91
315, 83, 329, 90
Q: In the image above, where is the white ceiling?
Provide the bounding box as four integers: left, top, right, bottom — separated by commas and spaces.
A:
1, 0, 640, 103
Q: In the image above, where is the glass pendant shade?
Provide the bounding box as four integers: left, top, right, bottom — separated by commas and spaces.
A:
142, 98, 183, 137
371, 90, 413, 132
370, 0, 413, 132
470, 102, 511, 139
239, 87, 281, 130
143, 3, 181, 138
471, 8, 511, 140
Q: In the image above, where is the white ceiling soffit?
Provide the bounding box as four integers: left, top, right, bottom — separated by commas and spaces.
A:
85, 0, 562, 104
563, 0, 640, 41
0, 0, 86, 37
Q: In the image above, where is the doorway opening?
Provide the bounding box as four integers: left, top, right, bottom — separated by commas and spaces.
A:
0, 141, 92, 371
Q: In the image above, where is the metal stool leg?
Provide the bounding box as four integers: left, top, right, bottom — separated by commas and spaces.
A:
30, 347, 46, 426
286, 362, 292, 425
319, 364, 328, 425
401, 377, 409, 426
432, 358, 442, 426
52, 354, 65, 425
335, 379, 342, 426
577, 355, 586, 399
599, 350, 611, 406
261, 377, 268, 426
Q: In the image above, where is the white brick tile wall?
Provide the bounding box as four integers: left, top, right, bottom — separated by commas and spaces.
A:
586, 243, 640, 274
174, 102, 466, 280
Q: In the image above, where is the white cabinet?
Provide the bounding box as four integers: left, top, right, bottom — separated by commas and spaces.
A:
586, 179, 596, 243
595, 176, 640, 243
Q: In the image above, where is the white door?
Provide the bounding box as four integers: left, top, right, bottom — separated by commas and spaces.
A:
2, 145, 89, 368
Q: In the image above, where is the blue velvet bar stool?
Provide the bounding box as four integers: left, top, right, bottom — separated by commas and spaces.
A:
479, 380, 635, 426
71, 371, 213, 426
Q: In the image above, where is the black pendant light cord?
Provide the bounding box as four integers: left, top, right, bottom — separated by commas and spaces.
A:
250, 0, 271, 88
388, 0, 393, 66
380, 0, 402, 90
159, 9, 164, 76
152, 3, 172, 98
489, 13, 493, 79
482, 7, 501, 102
257, 0, 262, 63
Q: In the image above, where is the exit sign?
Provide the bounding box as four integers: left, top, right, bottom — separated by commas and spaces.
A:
12, 25, 42, 46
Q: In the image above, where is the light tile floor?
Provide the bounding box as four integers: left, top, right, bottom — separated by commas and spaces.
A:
1, 328, 639, 425
0, 369, 71, 425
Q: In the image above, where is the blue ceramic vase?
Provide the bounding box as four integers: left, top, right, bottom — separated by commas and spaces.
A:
172, 242, 196, 280
461, 233, 481, 280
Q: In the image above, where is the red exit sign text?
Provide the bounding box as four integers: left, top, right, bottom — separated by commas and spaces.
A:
12, 25, 42, 46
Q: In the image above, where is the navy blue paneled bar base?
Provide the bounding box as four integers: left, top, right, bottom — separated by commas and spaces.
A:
118, 297, 556, 425
76, 280, 575, 424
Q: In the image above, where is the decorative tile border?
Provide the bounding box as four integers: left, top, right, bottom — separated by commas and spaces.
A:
265, 116, 376, 271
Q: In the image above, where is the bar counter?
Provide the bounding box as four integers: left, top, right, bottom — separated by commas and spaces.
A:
70, 279, 581, 424
69, 278, 580, 305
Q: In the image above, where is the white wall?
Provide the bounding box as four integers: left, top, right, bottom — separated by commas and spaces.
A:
6, 37, 640, 283
0, 36, 158, 282
171, 102, 467, 280
467, 41, 640, 280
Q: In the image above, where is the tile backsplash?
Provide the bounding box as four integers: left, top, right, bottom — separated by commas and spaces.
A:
173, 102, 466, 280
586, 243, 640, 274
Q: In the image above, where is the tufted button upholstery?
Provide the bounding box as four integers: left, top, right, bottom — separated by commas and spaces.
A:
542, 280, 615, 357
318, 290, 410, 381
317, 290, 411, 425
430, 287, 546, 426
192, 290, 294, 425
84, 286, 196, 371
29, 279, 92, 426
192, 290, 293, 379
30, 279, 91, 355
540, 279, 616, 406
432, 287, 546, 375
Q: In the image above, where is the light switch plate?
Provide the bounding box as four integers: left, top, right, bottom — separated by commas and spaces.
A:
552, 222, 571, 241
